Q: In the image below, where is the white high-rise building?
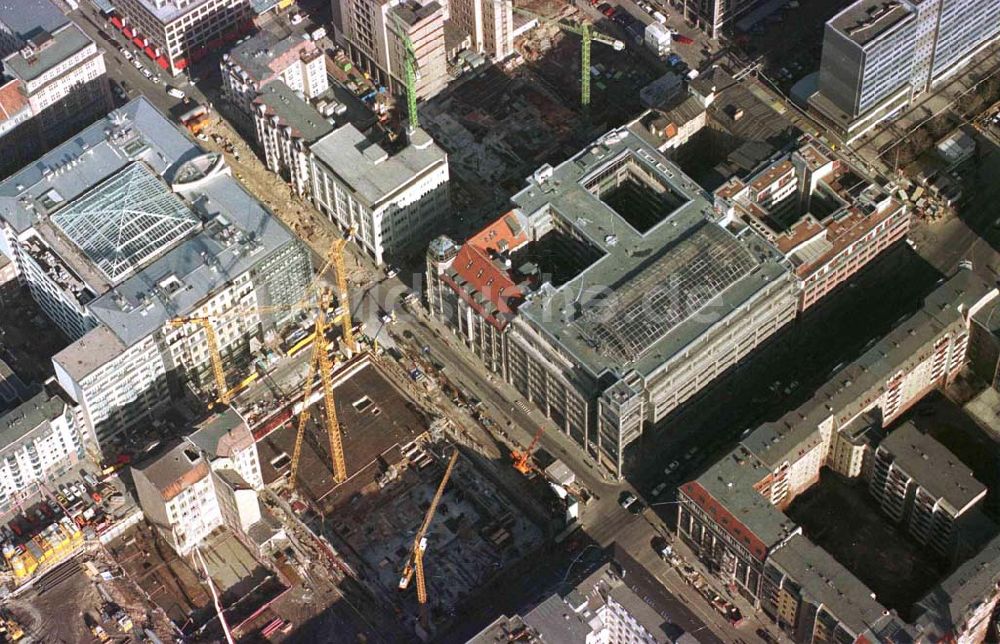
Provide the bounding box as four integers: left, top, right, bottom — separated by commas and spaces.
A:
811, 0, 1000, 140
310, 124, 450, 265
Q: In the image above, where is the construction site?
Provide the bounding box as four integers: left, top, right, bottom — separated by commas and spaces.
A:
424, 0, 660, 225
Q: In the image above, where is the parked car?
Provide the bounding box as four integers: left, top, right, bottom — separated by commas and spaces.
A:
684, 446, 699, 460
664, 460, 680, 475
619, 491, 637, 510
166, 86, 185, 99
651, 482, 668, 497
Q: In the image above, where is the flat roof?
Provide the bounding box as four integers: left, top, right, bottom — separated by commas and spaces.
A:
134, 441, 211, 502
917, 532, 1000, 633
0, 386, 70, 452
0, 98, 305, 368
54, 325, 126, 382
122, 0, 230, 25
828, 0, 913, 47
256, 81, 334, 143
310, 124, 447, 208
879, 422, 986, 514
742, 269, 996, 470
4, 22, 93, 83
256, 359, 430, 504
769, 534, 888, 637
0, 0, 68, 46
227, 18, 315, 83
512, 123, 790, 380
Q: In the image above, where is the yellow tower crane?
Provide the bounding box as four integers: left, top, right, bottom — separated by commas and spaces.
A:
168, 316, 231, 406
511, 7, 623, 113
399, 449, 460, 630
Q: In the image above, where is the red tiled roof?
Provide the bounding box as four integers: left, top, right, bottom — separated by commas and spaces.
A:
448, 212, 529, 329
0, 80, 28, 124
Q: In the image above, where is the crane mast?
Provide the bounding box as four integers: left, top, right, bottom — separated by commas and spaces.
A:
399, 449, 460, 629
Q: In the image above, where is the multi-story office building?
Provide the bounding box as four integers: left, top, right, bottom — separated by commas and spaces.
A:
0, 0, 112, 176
0, 382, 86, 515
677, 270, 995, 602
310, 123, 450, 265
714, 137, 910, 311
108, 0, 253, 76
448, 0, 514, 61
681, 0, 779, 38
335, 0, 448, 98
869, 422, 986, 556
252, 81, 334, 195
219, 17, 328, 132
427, 123, 799, 477
0, 98, 312, 450
811, 0, 1000, 140
132, 406, 277, 556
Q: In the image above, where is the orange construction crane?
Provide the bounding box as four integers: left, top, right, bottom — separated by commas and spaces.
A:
399, 449, 459, 630
511, 426, 545, 475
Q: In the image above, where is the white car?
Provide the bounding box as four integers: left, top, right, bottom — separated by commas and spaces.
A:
132, 59, 143, 69
141, 68, 152, 79
619, 492, 637, 510
651, 482, 668, 497
166, 86, 185, 99
385, 265, 399, 279
664, 460, 680, 475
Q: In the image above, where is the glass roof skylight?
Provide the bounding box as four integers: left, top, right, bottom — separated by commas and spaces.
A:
52, 162, 200, 284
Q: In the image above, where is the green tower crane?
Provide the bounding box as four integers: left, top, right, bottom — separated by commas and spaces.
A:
390, 15, 420, 132
511, 8, 624, 111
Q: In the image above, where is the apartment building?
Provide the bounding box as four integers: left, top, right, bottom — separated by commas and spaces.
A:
811, 0, 1000, 140
469, 546, 703, 643
252, 81, 333, 195
448, 0, 514, 61
0, 383, 86, 515
677, 270, 996, 602
714, 138, 910, 311
219, 17, 328, 132
132, 406, 279, 556
0, 98, 312, 450
310, 123, 450, 265
427, 124, 799, 478
109, 0, 253, 75
869, 422, 986, 556
0, 0, 112, 176
336, 0, 447, 99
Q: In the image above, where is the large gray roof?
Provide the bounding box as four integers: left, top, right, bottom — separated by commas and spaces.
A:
227, 18, 314, 83
310, 124, 447, 208
828, 0, 914, 47
743, 269, 996, 470
0, 0, 68, 48
0, 98, 302, 373
512, 123, 790, 380
256, 81, 334, 143
0, 386, 70, 452
879, 422, 985, 514
4, 22, 93, 83
769, 534, 889, 637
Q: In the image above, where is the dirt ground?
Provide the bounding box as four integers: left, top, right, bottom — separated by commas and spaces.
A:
785, 471, 948, 615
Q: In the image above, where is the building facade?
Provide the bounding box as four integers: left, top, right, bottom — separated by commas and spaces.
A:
310, 124, 450, 265
869, 422, 986, 556
714, 137, 911, 311
0, 1, 112, 176
0, 384, 86, 515
448, 0, 514, 61
132, 407, 270, 556
811, 0, 1000, 140
336, 0, 448, 99
427, 123, 799, 478
0, 98, 312, 451
676, 270, 1000, 643
219, 17, 328, 132
110, 0, 253, 76
252, 81, 333, 195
